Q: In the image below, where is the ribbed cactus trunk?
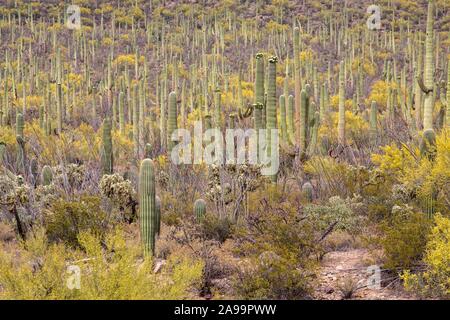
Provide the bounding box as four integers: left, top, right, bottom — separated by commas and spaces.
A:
16, 113, 25, 174
56, 82, 63, 134
119, 91, 125, 134
370, 101, 378, 140
155, 195, 161, 236
41, 165, 53, 186
194, 198, 206, 222
446, 57, 450, 129
266, 56, 277, 183
279, 95, 286, 141
213, 89, 221, 129
139, 159, 156, 256
293, 27, 301, 145
101, 118, 113, 175
167, 91, 178, 152
132, 85, 140, 158
300, 89, 309, 154
423, 0, 435, 130
414, 45, 423, 131
338, 61, 346, 145
287, 95, 295, 141
254, 53, 264, 131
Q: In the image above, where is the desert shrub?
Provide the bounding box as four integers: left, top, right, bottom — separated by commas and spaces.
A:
402, 214, 450, 299
44, 196, 109, 247
304, 195, 365, 235
379, 205, 432, 270
200, 214, 234, 243
0, 228, 203, 299
233, 188, 319, 299
99, 174, 137, 222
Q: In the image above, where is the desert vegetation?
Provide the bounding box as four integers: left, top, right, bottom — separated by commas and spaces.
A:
0, 0, 449, 300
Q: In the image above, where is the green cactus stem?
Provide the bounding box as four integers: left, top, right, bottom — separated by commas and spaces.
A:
139, 158, 157, 256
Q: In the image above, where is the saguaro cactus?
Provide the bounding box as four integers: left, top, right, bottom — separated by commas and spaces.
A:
155, 195, 161, 236
421, 0, 435, 130
420, 129, 437, 161
167, 91, 178, 152
41, 165, 53, 186
370, 101, 378, 139
194, 198, 206, 221
338, 61, 346, 145
118, 91, 125, 134
266, 56, 278, 182
16, 113, 25, 173
139, 158, 157, 256
446, 57, 450, 128
254, 53, 265, 131
300, 88, 309, 154
293, 27, 301, 144
101, 118, 113, 175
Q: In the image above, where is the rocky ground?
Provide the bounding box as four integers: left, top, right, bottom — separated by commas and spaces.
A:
314, 249, 417, 300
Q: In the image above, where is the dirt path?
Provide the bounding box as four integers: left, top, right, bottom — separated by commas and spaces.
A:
314, 249, 417, 300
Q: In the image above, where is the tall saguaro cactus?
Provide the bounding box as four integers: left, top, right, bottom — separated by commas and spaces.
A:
139, 159, 157, 256
446, 57, 450, 129
266, 56, 278, 182
167, 91, 178, 152
254, 53, 265, 131
421, 0, 435, 130
338, 61, 346, 145
101, 118, 113, 175
293, 27, 302, 144
16, 113, 25, 173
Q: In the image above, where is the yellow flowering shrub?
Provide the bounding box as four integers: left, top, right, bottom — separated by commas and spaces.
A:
402, 214, 450, 298
0, 228, 203, 299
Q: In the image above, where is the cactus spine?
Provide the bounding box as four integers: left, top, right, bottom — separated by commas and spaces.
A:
167, 91, 178, 152
101, 118, 113, 175
139, 158, 157, 256
338, 61, 346, 145
194, 198, 206, 221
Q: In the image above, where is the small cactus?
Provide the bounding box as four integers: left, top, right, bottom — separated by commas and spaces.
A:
194, 198, 206, 222
302, 182, 313, 202
101, 118, 113, 175
420, 129, 437, 161
41, 165, 53, 186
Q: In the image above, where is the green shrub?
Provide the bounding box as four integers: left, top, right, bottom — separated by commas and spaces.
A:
0, 228, 203, 299
402, 214, 450, 299
45, 196, 109, 247
380, 205, 432, 270
200, 214, 234, 243
233, 190, 319, 299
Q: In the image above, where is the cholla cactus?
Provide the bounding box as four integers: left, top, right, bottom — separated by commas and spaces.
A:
99, 174, 137, 221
